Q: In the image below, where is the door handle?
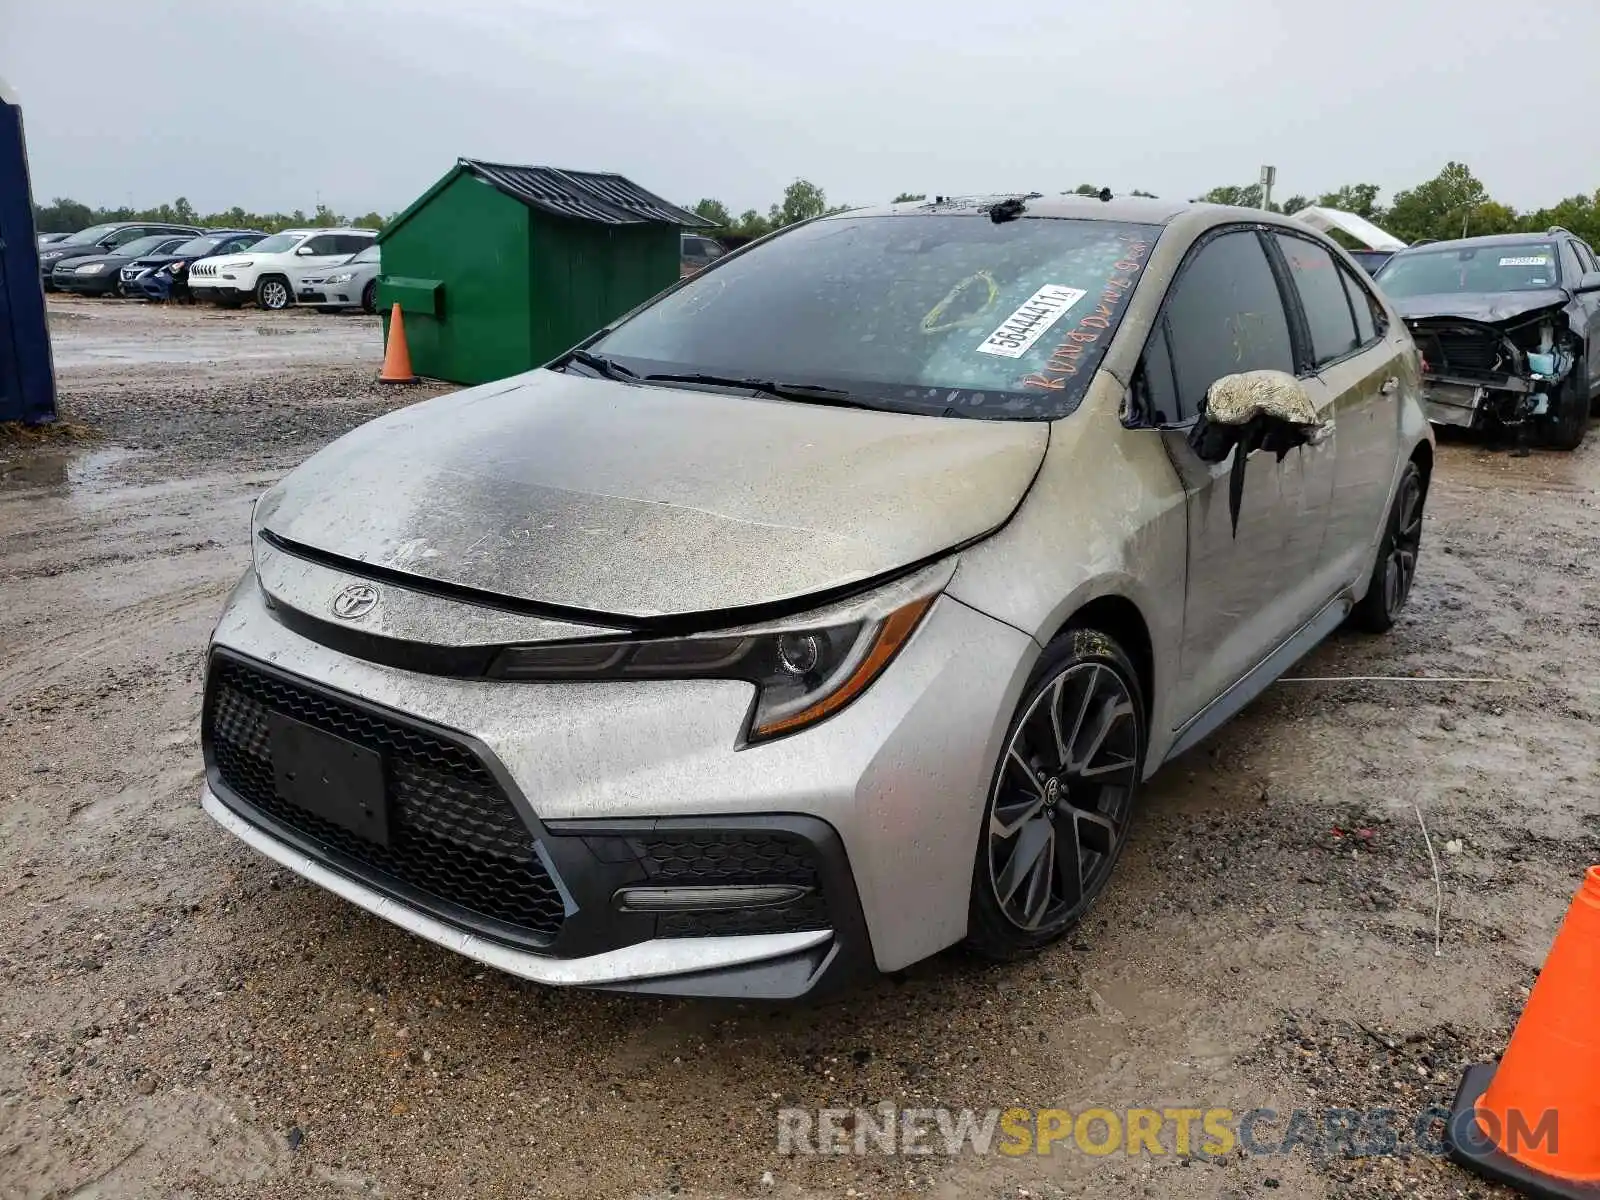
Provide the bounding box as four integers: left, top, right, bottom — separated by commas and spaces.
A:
1379, 376, 1399, 395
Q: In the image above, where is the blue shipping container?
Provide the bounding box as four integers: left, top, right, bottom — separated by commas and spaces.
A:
0, 77, 57, 425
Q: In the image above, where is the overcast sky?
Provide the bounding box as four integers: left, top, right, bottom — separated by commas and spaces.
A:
4, 0, 1597, 220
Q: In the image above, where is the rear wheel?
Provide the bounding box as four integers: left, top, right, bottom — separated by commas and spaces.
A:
255, 276, 291, 311
1350, 460, 1425, 633
964, 627, 1145, 961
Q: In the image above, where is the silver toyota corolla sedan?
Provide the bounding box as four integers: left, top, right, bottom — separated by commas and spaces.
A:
201, 195, 1433, 999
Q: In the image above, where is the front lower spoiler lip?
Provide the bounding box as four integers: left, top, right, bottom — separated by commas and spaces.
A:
201, 784, 832, 988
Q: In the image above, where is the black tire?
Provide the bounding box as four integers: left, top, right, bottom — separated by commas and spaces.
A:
361, 279, 377, 315
1541, 358, 1589, 450
254, 275, 292, 311
1350, 460, 1425, 634
964, 626, 1146, 961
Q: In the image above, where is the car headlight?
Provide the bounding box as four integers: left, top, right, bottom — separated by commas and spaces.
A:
75, 263, 106, 274
41, 250, 66, 260
326, 271, 355, 284
489, 586, 940, 741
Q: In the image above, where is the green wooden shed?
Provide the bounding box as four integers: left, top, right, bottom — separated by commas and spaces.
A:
376, 159, 712, 385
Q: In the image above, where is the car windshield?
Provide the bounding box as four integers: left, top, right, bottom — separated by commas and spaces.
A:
1376, 243, 1562, 296
349, 243, 380, 264
173, 235, 225, 255
243, 234, 300, 255
112, 236, 175, 258
60, 223, 121, 246
588, 213, 1160, 419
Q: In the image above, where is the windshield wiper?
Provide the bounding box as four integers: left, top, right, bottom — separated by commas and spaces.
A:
643, 373, 877, 409
561, 349, 637, 381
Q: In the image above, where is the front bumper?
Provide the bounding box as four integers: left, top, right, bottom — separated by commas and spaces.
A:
203, 567, 1032, 996
203, 781, 852, 998
54, 269, 119, 295
189, 275, 251, 302
295, 277, 358, 307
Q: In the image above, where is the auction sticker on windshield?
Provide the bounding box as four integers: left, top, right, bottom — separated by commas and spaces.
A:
1499, 256, 1549, 267
975, 285, 1087, 359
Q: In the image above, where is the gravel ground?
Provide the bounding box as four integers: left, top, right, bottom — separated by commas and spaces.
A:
2, 298, 1597, 1199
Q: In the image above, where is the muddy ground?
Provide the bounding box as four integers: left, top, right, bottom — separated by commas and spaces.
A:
2, 297, 1596, 1200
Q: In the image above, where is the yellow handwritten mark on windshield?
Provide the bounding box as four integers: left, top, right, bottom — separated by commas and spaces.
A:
922, 271, 1000, 334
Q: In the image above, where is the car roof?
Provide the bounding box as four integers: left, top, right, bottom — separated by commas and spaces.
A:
840, 193, 1196, 225
1394, 231, 1568, 254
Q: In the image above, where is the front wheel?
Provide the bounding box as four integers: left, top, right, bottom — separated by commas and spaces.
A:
964, 627, 1146, 961
361, 279, 377, 315
1541, 360, 1589, 450
255, 276, 291, 311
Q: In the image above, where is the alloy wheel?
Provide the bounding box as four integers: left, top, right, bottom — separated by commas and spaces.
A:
1384, 472, 1423, 619
260, 280, 289, 310
986, 662, 1140, 931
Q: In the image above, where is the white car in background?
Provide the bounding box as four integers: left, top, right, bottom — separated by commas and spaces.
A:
294, 242, 381, 313
188, 227, 378, 310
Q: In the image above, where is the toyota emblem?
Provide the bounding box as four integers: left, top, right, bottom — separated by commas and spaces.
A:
331, 583, 379, 620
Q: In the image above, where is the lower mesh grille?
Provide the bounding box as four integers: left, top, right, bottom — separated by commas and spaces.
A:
205, 656, 566, 941
641, 832, 831, 937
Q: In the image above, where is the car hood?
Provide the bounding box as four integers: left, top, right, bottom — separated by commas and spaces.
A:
1390, 289, 1570, 325
48, 253, 107, 269
256, 370, 1048, 620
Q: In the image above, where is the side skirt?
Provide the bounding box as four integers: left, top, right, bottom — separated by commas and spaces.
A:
1162, 593, 1352, 763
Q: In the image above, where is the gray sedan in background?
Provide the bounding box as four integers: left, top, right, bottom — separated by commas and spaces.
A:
294, 242, 381, 313
201, 195, 1432, 999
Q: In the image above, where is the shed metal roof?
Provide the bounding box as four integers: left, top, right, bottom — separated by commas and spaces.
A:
459, 159, 712, 228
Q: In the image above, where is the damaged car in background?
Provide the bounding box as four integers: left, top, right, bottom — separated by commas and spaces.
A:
1375, 228, 1600, 451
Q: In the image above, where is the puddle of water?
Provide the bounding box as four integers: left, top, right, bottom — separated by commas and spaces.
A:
0, 446, 149, 496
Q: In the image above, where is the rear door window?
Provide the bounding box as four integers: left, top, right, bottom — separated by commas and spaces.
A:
1274, 234, 1359, 368
1161, 229, 1296, 419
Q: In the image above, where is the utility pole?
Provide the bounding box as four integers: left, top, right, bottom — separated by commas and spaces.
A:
1259, 165, 1277, 212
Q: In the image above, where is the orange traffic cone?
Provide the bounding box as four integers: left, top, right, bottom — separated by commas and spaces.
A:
379, 302, 418, 385
1446, 865, 1600, 1197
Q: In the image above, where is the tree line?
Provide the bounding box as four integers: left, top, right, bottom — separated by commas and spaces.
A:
1190, 162, 1598, 247
32, 196, 390, 234
36, 162, 1600, 251
689, 163, 1600, 250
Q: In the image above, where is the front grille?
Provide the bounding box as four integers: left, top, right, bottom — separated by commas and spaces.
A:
205, 656, 566, 942
640, 831, 831, 937
1415, 328, 1505, 375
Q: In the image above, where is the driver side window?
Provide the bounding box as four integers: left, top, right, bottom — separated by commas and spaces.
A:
1141, 230, 1296, 423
